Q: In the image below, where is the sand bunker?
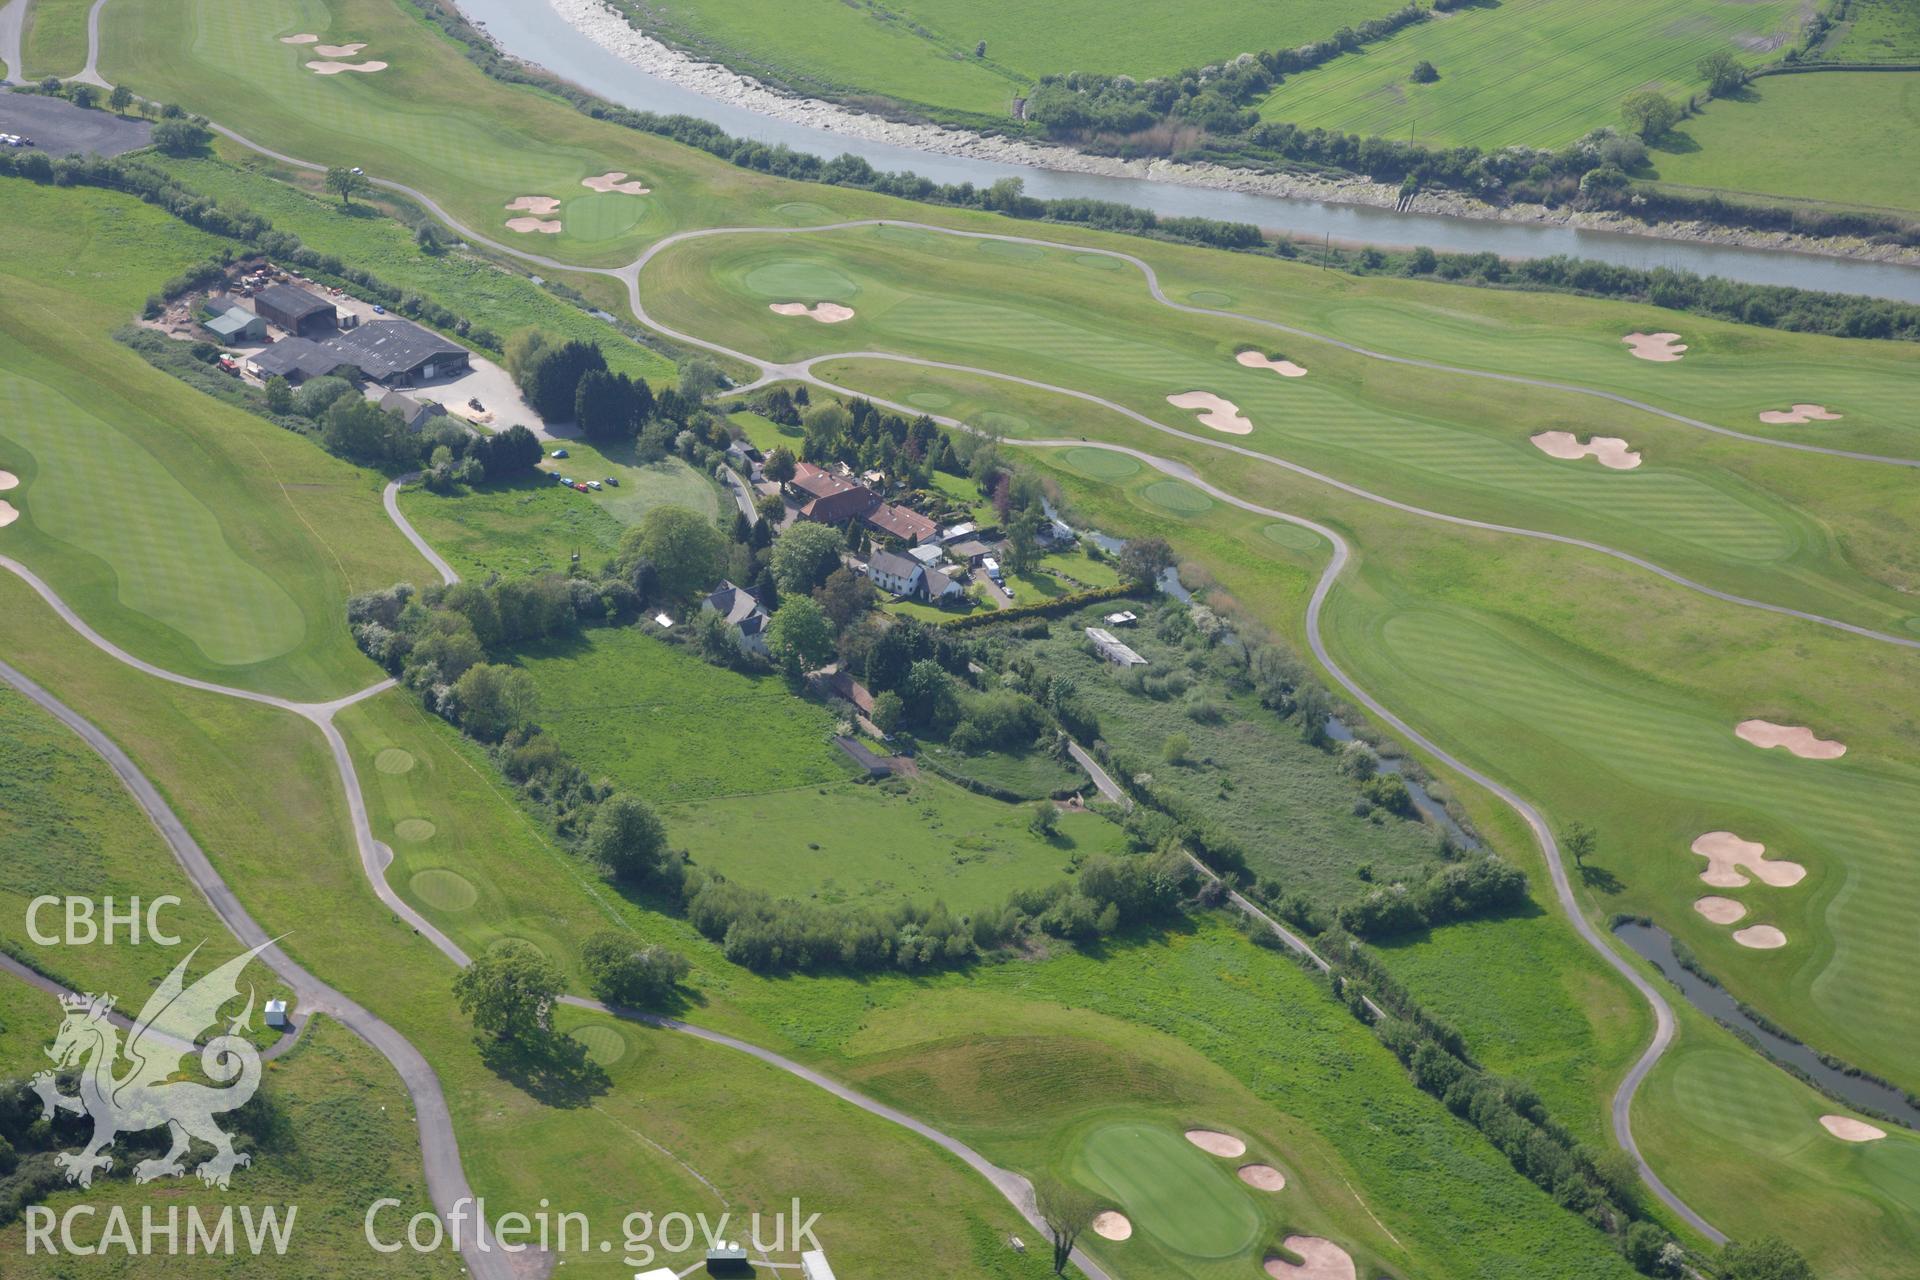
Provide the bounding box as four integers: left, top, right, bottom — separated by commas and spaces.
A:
0, 501, 17, 528
313, 42, 367, 56
307, 60, 388, 75
1184, 1129, 1247, 1159
1091, 1211, 1133, 1241
1693, 896, 1748, 925
1167, 392, 1252, 435
1265, 1237, 1358, 1280
505, 196, 561, 215
280, 33, 319, 44
0, 471, 17, 491
1529, 431, 1642, 469
1236, 350, 1308, 378
1691, 831, 1806, 889
769, 302, 855, 323
1758, 404, 1841, 425
1623, 332, 1687, 362
1820, 1115, 1887, 1143
582, 171, 651, 195
505, 217, 562, 234
1238, 1163, 1287, 1191
1735, 720, 1846, 760
1733, 925, 1788, 949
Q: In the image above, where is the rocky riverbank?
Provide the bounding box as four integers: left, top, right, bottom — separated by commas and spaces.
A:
545, 0, 1919, 267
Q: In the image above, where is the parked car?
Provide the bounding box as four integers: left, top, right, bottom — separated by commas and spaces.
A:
572, 482, 590, 493
551, 448, 569, 459
604, 476, 619, 487
371, 304, 386, 315
586, 480, 603, 491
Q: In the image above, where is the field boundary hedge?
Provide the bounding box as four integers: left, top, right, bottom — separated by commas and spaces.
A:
938, 584, 1135, 629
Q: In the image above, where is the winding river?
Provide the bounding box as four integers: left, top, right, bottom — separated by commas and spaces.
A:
454, 0, 1920, 302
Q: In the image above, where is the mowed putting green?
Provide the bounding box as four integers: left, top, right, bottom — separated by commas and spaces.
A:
741, 259, 859, 302
571, 1022, 629, 1067
1142, 480, 1213, 515
1073, 1121, 1262, 1259
409, 868, 478, 912
1059, 447, 1142, 480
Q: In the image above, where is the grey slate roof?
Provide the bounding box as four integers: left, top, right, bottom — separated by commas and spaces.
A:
324, 319, 467, 380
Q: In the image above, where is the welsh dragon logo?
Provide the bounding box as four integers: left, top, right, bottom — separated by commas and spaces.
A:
31, 941, 274, 1190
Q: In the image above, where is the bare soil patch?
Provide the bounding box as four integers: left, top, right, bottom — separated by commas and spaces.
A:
1236, 350, 1308, 377
1265, 1236, 1357, 1280
1623, 332, 1687, 361
506, 196, 561, 214
0, 471, 17, 491
1166, 391, 1252, 435
1091, 1211, 1133, 1241
308, 60, 389, 75
1691, 831, 1806, 888
1758, 404, 1841, 425
1693, 896, 1748, 925
769, 302, 855, 323
1529, 431, 1642, 469
1238, 1163, 1287, 1191
1820, 1115, 1887, 1142
0, 501, 17, 528
506, 217, 563, 234
583, 171, 651, 194
1184, 1128, 1247, 1158
1735, 719, 1846, 759
1732, 924, 1788, 949
280, 33, 319, 44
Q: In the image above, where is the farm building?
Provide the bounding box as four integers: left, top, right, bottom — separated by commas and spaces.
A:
790, 461, 879, 525
701, 580, 771, 655
1085, 626, 1147, 666
253, 283, 339, 337
203, 302, 267, 343
247, 337, 353, 384
326, 319, 470, 385
801, 1249, 838, 1280
379, 390, 450, 431
867, 549, 924, 596
907, 544, 945, 566
939, 521, 978, 543
864, 501, 937, 544
945, 538, 996, 566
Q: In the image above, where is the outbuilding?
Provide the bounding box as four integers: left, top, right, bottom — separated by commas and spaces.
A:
1086, 626, 1147, 666
325, 319, 470, 385
379, 390, 450, 432
801, 1249, 838, 1280
247, 337, 352, 384
203, 303, 267, 343
253, 283, 340, 337
264, 1000, 289, 1029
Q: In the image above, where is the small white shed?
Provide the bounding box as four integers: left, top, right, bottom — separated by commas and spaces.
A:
265, 1000, 290, 1029
801, 1249, 837, 1280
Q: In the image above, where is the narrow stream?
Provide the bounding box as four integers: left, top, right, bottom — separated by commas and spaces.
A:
1613, 920, 1920, 1128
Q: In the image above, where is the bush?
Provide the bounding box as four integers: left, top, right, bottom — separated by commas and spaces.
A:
579, 932, 689, 1009
293, 375, 353, 418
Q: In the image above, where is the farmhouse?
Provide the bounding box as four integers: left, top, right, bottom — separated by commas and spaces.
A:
325, 318, 471, 385
867, 548, 924, 597
790, 461, 879, 525
379, 390, 450, 431
865, 501, 937, 545
1086, 626, 1147, 666
922, 565, 965, 602
253, 283, 339, 337
247, 337, 352, 384
202, 302, 267, 343
701, 579, 771, 655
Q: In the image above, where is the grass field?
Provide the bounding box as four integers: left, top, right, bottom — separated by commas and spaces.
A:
1255, 0, 1808, 148
1649, 72, 1920, 215
919, 740, 1089, 799
1075, 1121, 1262, 1261
0, 1012, 446, 1278
622, 0, 1378, 123
1817, 0, 1920, 60
20, 0, 93, 80
655, 226, 1920, 630
0, 183, 427, 697
396, 443, 716, 580
666, 774, 1126, 912
511, 625, 847, 803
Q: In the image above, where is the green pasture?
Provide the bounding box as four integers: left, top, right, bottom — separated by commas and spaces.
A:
664, 227, 1919, 631
154, 153, 677, 382
0, 1012, 445, 1278
1817, 0, 1920, 60
626, 0, 1376, 123
665, 775, 1124, 912
511, 624, 847, 804
1013, 609, 1447, 908
21, 0, 92, 79
0, 183, 425, 697
919, 741, 1090, 799
1256, 0, 1806, 148
1649, 73, 1920, 216
396, 444, 715, 580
